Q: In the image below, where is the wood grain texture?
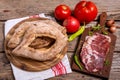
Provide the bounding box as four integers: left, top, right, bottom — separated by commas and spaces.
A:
0, 0, 120, 80
0, 22, 4, 52
0, 52, 14, 79
114, 28, 120, 51
0, 0, 120, 20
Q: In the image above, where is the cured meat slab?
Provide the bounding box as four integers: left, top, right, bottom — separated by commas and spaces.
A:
71, 27, 116, 79
80, 33, 111, 72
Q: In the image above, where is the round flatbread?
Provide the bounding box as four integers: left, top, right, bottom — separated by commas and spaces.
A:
4, 18, 68, 71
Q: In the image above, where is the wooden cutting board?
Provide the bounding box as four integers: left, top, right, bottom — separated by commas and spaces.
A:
71, 28, 116, 78
4, 17, 68, 72
71, 12, 117, 79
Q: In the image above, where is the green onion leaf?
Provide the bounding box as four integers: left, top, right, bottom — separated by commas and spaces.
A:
104, 59, 110, 66
102, 31, 108, 35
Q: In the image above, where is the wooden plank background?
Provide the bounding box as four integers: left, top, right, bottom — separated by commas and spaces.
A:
0, 0, 120, 80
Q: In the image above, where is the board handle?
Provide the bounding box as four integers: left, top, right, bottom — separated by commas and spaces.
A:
99, 12, 107, 33
100, 12, 107, 27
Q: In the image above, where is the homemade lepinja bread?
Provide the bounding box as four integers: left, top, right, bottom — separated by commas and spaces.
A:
6, 19, 68, 61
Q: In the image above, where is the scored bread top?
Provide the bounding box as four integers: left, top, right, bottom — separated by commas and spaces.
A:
6, 19, 68, 61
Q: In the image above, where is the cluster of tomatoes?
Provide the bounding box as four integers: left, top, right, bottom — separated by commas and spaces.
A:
54, 1, 98, 33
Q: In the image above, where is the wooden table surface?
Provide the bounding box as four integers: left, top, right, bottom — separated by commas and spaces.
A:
0, 0, 120, 80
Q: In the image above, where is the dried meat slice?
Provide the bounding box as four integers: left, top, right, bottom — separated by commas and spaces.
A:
80, 33, 111, 72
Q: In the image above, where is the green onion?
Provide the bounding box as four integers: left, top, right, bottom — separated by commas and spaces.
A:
104, 59, 110, 66
88, 31, 93, 36
92, 24, 101, 31
102, 31, 108, 35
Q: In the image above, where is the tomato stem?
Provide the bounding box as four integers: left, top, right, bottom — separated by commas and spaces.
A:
84, 22, 86, 26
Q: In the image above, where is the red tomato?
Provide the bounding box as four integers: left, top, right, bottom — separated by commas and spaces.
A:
54, 4, 71, 20
63, 16, 80, 33
74, 1, 98, 24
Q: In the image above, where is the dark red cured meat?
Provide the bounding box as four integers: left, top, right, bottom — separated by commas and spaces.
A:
80, 33, 111, 72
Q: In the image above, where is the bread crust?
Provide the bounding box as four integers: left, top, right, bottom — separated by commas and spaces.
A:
6, 19, 68, 61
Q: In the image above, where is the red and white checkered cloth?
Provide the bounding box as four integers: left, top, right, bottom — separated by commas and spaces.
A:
4, 13, 72, 80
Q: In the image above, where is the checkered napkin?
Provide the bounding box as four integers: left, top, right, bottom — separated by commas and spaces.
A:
4, 13, 72, 80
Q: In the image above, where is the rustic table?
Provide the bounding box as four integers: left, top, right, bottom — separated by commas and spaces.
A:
0, 0, 120, 80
